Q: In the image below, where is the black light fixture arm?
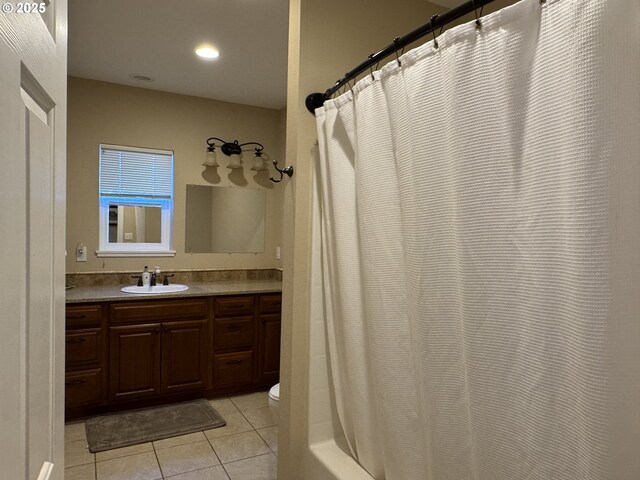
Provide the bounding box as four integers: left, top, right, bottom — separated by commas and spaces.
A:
205, 137, 265, 156
305, 0, 498, 114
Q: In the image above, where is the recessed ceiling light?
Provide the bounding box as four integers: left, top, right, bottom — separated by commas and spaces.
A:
196, 47, 220, 59
129, 73, 154, 82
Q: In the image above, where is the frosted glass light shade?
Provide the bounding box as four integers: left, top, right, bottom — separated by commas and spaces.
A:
227, 153, 243, 169
203, 149, 218, 167
250, 155, 267, 171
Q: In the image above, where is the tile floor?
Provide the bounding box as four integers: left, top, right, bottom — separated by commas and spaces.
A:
65, 391, 278, 480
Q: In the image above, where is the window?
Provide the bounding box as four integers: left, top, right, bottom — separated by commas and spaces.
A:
97, 144, 175, 256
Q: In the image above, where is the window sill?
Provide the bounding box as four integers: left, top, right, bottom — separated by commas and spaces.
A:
95, 250, 176, 257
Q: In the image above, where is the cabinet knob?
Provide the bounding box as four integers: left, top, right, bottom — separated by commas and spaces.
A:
261, 318, 267, 324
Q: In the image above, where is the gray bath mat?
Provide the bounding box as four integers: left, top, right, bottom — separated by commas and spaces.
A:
85, 399, 226, 453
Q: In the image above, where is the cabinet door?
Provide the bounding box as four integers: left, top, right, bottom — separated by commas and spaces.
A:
161, 319, 208, 394
259, 314, 281, 382
109, 324, 161, 401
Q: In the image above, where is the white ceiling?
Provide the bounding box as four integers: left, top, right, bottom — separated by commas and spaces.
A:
68, 0, 290, 110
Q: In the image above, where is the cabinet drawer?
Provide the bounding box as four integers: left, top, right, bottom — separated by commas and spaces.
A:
65, 369, 103, 408
110, 298, 208, 323
66, 328, 102, 367
214, 317, 254, 350
66, 304, 102, 327
259, 294, 281, 314
213, 351, 254, 386
214, 296, 254, 317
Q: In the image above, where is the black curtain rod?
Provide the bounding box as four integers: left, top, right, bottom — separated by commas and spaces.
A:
305, 0, 498, 114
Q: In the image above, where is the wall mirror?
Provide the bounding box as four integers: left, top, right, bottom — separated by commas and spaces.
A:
185, 185, 266, 253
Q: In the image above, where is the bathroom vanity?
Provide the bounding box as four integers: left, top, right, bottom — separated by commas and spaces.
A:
65, 285, 281, 419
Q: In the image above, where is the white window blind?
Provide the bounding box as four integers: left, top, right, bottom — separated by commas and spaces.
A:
99, 145, 173, 198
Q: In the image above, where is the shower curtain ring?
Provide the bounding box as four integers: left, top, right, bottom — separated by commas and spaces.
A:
430, 15, 439, 49
368, 54, 376, 80
471, 0, 482, 29
393, 38, 402, 67
347, 78, 354, 94
332, 81, 341, 97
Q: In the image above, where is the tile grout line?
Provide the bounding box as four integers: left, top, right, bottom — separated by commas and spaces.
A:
221, 451, 276, 467
204, 429, 229, 478
151, 438, 164, 480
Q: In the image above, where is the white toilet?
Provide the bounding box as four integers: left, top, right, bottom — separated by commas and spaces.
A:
268, 383, 279, 421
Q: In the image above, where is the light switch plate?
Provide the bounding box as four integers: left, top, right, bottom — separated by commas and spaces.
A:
76, 246, 87, 262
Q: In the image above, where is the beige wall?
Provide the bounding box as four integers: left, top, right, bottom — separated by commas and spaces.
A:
279, 0, 520, 478
66, 77, 285, 273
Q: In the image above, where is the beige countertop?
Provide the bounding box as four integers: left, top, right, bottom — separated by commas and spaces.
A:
66, 279, 282, 304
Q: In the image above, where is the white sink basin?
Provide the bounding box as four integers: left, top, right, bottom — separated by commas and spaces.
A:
121, 284, 189, 294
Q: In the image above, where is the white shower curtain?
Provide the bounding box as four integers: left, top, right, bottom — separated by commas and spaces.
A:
313, 0, 640, 479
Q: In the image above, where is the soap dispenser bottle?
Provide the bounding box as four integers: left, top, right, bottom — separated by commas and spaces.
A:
141, 266, 151, 287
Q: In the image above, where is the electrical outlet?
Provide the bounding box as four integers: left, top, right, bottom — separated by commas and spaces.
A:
276, 246, 281, 260
76, 246, 87, 262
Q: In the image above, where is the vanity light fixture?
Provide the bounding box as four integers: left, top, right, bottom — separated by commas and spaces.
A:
203, 145, 218, 167
204, 137, 294, 183
227, 152, 243, 169
250, 150, 267, 171
204, 137, 263, 171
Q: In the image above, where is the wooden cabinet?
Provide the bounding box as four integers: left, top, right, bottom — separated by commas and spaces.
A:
259, 314, 281, 382
257, 294, 282, 384
65, 304, 106, 409
108, 298, 210, 401
212, 296, 256, 390
66, 291, 281, 418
